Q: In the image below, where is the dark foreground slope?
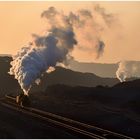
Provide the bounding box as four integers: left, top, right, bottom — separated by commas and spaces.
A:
31, 79, 140, 138
0, 102, 78, 138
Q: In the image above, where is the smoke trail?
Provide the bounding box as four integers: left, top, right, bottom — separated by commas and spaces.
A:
9, 6, 115, 95
116, 61, 140, 82
41, 6, 109, 58
94, 4, 115, 27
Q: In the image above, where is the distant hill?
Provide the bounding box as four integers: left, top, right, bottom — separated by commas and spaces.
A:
0, 56, 119, 95
0, 56, 119, 78
0, 56, 21, 96
33, 67, 119, 92
69, 60, 118, 78
2, 55, 140, 78
0, 56, 12, 74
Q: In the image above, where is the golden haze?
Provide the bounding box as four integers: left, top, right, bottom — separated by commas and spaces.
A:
0, 1, 140, 63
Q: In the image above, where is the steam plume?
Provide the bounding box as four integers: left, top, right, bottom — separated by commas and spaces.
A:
116, 61, 140, 82
9, 6, 114, 95
9, 27, 77, 95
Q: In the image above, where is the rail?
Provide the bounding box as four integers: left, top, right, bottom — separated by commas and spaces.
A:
2, 95, 133, 139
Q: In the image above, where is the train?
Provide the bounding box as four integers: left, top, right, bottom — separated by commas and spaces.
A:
16, 94, 30, 107
5, 93, 31, 107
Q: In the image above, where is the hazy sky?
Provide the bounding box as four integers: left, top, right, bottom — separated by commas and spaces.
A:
0, 1, 140, 63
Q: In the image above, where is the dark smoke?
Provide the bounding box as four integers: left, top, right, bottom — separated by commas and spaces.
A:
95, 40, 105, 59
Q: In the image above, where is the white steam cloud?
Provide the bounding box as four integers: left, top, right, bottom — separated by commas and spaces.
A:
9, 6, 115, 95
116, 60, 140, 82
9, 28, 77, 95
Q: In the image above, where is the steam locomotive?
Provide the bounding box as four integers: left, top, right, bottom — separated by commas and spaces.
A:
5, 93, 30, 107
16, 94, 30, 107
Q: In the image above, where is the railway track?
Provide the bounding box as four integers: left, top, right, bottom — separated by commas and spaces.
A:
0, 95, 133, 139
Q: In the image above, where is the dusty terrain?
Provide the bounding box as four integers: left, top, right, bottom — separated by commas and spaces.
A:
0, 56, 140, 138
1, 82, 140, 138
30, 84, 140, 138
